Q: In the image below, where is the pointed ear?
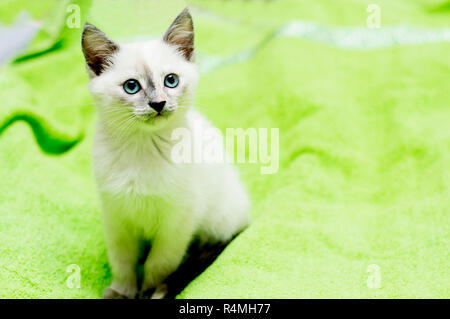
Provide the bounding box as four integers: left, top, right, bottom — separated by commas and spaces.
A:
163, 8, 194, 61
81, 23, 119, 76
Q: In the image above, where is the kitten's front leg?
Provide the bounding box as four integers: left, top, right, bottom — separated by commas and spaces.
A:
102, 201, 140, 299
140, 222, 193, 297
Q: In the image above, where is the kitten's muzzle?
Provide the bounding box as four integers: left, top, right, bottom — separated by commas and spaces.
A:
149, 101, 166, 113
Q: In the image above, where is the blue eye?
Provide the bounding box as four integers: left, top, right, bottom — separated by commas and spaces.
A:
123, 79, 141, 94
164, 74, 179, 88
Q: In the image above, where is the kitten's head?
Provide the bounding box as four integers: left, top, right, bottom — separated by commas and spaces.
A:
82, 8, 198, 132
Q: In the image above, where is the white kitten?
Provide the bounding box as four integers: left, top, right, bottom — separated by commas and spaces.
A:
82, 8, 250, 299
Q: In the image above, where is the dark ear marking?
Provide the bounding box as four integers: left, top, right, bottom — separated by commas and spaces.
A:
81, 23, 119, 76
163, 8, 194, 61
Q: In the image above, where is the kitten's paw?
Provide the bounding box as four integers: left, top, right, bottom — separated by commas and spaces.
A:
151, 283, 169, 299
138, 287, 155, 299
103, 286, 135, 299
138, 284, 168, 299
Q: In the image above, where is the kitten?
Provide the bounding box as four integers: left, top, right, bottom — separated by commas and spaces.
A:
81, 8, 250, 299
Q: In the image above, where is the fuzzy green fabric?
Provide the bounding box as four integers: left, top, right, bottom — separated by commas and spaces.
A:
0, 0, 448, 298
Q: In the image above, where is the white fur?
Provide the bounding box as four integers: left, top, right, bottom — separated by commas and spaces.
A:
88, 36, 250, 298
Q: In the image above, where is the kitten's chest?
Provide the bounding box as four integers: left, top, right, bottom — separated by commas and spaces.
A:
94, 136, 190, 197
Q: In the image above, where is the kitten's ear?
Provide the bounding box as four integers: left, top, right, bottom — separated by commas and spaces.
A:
81, 23, 119, 76
163, 8, 194, 61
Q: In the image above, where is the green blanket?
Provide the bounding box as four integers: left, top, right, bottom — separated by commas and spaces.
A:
0, 0, 448, 298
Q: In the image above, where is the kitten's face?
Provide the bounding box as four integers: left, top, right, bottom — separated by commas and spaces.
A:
82, 8, 197, 132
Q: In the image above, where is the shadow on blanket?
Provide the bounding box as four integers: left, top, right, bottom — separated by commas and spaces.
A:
135, 237, 236, 299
